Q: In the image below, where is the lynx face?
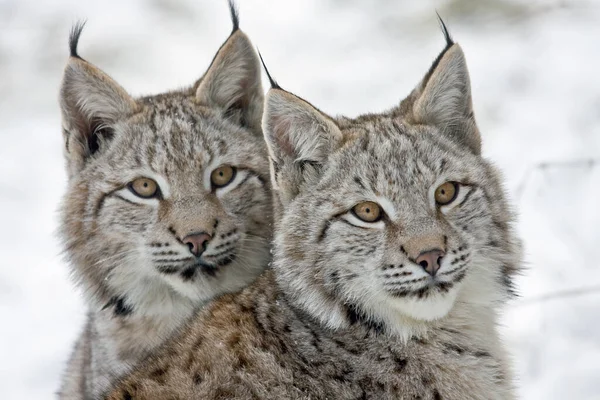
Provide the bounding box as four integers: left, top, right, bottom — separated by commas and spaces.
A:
263, 28, 520, 334
60, 24, 271, 313
72, 98, 271, 305
278, 124, 505, 323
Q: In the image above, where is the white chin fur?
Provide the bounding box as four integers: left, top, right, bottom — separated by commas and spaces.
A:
388, 285, 460, 321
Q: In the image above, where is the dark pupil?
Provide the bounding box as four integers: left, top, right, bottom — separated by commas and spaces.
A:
441, 189, 445, 195
143, 182, 148, 188
219, 171, 224, 177
365, 208, 370, 213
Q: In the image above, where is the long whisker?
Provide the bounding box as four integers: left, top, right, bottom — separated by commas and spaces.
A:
92, 248, 139, 267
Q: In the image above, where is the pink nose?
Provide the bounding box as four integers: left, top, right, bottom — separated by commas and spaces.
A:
182, 232, 212, 257
415, 249, 445, 276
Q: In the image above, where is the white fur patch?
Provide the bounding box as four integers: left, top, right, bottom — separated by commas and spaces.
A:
375, 195, 397, 221
388, 284, 460, 321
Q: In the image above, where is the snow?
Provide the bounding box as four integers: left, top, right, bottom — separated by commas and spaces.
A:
0, 0, 598, 398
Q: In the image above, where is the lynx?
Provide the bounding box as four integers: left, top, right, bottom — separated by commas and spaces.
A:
57, 4, 272, 399
108, 19, 521, 400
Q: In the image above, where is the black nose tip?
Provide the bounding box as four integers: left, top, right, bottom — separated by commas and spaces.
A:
182, 232, 211, 257
415, 249, 445, 276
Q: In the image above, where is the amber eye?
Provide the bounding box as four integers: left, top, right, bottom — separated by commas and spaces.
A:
434, 182, 458, 205
129, 178, 159, 198
352, 201, 382, 223
211, 165, 236, 188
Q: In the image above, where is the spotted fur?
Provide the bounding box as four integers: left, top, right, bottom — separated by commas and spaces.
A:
57, 3, 272, 399
108, 21, 521, 400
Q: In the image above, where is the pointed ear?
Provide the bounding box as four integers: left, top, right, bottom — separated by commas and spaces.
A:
195, 31, 263, 135
60, 56, 137, 176
403, 43, 481, 154
262, 88, 343, 204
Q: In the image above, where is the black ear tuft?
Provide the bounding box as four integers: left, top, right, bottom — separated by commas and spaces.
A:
423, 14, 455, 85
258, 50, 282, 90
228, 0, 240, 33
435, 11, 454, 48
69, 20, 86, 59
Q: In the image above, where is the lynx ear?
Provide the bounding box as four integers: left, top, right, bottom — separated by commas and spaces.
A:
262, 88, 342, 204
195, 30, 263, 135
401, 21, 481, 154
60, 24, 137, 177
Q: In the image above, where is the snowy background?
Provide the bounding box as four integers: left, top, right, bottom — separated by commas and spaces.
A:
1, 0, 599, 398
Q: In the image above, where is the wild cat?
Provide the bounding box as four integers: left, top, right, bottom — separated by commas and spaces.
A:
108, 19, 521, 400
57, 3, 272, 399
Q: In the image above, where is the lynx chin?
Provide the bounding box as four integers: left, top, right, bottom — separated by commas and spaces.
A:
57, 3, 272, 399
108, 17, 522, 400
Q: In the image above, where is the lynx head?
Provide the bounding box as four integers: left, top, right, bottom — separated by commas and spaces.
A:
264, 22, 521, 338
59, 10, 271, 316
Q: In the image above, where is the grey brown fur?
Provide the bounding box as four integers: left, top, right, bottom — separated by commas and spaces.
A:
57, 4, 272, 399
108, 22, 521, 400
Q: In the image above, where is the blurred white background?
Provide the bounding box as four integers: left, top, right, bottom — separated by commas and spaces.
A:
1, 0, 599, 398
